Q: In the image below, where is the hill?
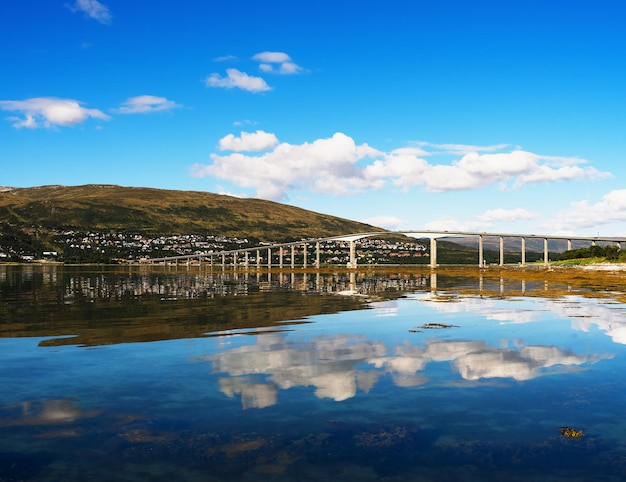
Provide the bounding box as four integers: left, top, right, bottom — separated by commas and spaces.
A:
0, 184, 382, 241
0, 185, 571, 266
452, 235, 587, 253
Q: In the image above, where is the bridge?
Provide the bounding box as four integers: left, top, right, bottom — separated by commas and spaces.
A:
140, 230, 626, 269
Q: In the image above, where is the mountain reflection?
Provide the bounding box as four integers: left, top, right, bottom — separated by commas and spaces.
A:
201, 327, 609, 409
2, 265, 626, 350
5, 267, 626, 481
0, 267, 428, 345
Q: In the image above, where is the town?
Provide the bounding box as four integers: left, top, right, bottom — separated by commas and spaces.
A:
0, 229, 429, 265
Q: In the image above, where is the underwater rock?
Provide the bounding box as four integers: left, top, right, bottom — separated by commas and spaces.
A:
560, 426, 585, 439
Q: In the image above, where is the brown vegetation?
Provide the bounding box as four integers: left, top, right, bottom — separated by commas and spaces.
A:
0, 184, 382, 241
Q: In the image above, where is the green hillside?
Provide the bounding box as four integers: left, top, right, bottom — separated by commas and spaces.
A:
0, 185, 382, 241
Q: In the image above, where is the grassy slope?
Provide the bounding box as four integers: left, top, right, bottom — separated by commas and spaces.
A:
0, 185, 382, 241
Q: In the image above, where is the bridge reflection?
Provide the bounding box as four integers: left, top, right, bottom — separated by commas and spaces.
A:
3, 264, 626, 347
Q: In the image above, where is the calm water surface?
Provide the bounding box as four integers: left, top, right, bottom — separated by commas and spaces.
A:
2, 265, 626, 481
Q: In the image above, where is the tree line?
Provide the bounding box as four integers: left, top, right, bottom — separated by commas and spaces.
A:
558, 245, 623, 261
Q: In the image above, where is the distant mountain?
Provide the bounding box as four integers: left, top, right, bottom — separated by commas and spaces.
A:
0, 185, 383, 241
451, 235, 589, 254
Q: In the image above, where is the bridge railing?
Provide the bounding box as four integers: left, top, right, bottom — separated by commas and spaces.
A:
137, 230, 626, 269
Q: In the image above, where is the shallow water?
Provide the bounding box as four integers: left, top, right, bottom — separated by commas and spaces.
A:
2, 265, 626, 481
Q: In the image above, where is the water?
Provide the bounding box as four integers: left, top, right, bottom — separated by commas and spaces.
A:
2, 265, 626, 481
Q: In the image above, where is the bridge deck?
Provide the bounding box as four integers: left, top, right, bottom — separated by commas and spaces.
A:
141, 230, 626, 269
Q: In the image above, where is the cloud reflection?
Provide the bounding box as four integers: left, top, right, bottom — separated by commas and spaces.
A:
203, 333, 387, 407
1, 399, 99, 426
201, 328, 606, 408
218, 377, 278, 409
417, 296, 626, 345
543, 298, 626, 345
420, 293, 626, 345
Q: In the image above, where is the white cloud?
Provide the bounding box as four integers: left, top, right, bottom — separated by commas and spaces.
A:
216, 189, 248, 198
362, 215, 408, 230
516, 164, 608, 185
0, 97, 109, 128
253, 52, 291, 63
366, 148, 609, 193
67, 0, 112, 24
424, 217, 490, 233
424, 209, 536, 233
205, 68, 271, 93
233, 119, 258, 127
278, 62, 301, 74
112, 95, 181, 114
252, 51, 303, 75
361, 153, 429, 184
191, 132, 609, 202
476, 208, 535, 223
218, 131, 279, 152
192, 132, 382, 200
548, 189, 626, 233
214, 55, 237, 62
415, 141, 510, 155
391, 147, 430, 157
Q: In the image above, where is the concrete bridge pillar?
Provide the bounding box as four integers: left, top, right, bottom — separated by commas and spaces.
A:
279, 247, 284, 269
544, 238, 549, 265
348, 240, 357, 268
245, 251, 249, 269
291, 246, 295, 269
478, 235, 484, 267
221, 253, 225, 270
267, 247, 272, 270
233, 253, 237, 270
316, 242, 320, 267
567, 239, 572, 251
430, 237, 437, 268
521, 237, 526, 266
303, 243, 308, 268
256, 250, 260, 270
499, 236, 504, 266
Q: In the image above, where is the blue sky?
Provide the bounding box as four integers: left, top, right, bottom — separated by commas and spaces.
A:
2, 0, 626, 236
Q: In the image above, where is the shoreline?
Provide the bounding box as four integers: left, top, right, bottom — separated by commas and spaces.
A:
579, 263, 626, 271
2, 261, 626, 272
2, 260, 626, 266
